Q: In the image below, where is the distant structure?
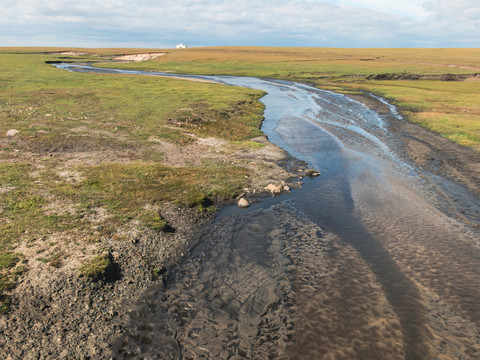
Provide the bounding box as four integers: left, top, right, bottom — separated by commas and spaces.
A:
176, 43, 187, 49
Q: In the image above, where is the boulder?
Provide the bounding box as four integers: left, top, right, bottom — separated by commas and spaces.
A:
238, 198, 250, 208
6, 129, 19, 137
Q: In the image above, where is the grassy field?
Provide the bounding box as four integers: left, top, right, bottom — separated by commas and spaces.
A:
96, 47, 480, 150
0, 49, 267, 311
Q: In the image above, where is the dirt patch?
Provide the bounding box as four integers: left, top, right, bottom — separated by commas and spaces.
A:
0, 206, 210, 359
51, 51, 88, 56
349, 93, 391, 115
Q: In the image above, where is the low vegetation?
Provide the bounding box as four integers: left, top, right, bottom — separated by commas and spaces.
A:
78, 253, 113, 281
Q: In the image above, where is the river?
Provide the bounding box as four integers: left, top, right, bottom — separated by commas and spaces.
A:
55, 63, 480, 359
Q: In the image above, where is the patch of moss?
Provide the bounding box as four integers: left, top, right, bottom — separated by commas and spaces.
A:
140, 212, 169, 232
0, 253, 20, 270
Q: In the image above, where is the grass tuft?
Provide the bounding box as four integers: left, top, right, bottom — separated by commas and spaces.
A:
78, 253, 114, 281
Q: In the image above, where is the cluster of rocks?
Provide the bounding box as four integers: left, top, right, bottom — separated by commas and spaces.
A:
237, 181, 294, 208
237, 168, 321, 208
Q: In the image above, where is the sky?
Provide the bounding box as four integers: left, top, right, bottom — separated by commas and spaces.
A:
1, 0, 479, 48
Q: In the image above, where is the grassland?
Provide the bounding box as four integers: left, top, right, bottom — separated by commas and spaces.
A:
0, 49, 270, 311
96, 47, 480, 150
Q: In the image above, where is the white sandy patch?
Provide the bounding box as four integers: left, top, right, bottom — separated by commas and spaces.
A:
86, 207, 111, 224
112, 53, 165, 62
52, 51, 87, 56
42, 200, 77, 216
195, 137, 227, 148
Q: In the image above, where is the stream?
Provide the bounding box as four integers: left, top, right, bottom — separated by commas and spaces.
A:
56, 63, 480, 359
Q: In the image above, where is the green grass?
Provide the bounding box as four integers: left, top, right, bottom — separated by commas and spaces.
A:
78, 253, 113, 281
95, 47, 480, 78
0, 51, 260, 231
47, 161, 249, 236
230, 140, 266, 149
0, 53, 265, 144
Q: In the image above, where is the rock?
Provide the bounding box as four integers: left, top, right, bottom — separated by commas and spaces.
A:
264, 184, 276, 192
305, 169, 321, 177
238, 198, 249, 208
264, 184, 282, 194
6, 129, 19, 137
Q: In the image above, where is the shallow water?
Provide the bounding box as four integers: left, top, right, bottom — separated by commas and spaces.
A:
56, 64, 480, 359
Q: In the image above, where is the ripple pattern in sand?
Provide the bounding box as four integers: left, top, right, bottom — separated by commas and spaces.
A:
352, 167, 480, 359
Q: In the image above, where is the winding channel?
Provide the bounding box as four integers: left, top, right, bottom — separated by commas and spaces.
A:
56, 63, 480, 359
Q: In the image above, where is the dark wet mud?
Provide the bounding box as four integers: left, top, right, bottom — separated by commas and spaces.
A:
56, 64, 480, 359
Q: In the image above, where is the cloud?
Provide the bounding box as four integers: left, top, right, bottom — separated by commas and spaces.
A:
0, 0, 479, 47
339, 0, 429, 18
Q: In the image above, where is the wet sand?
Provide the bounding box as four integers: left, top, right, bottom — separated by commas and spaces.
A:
114, 204, 412, 359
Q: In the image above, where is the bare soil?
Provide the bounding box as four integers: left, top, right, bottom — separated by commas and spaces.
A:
112, 53, 165, 62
